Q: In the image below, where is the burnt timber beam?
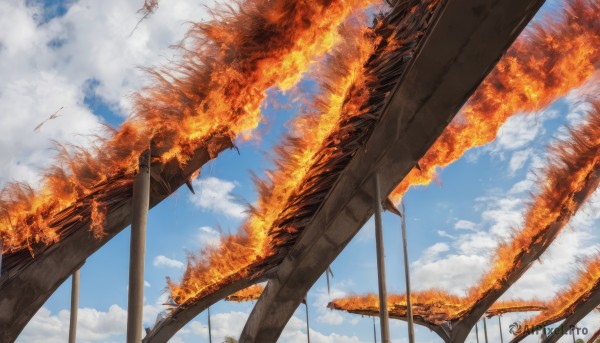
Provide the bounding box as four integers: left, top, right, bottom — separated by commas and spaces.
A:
543, 284, 600, 343
0, 135, 233, 342
510, 290, 599, 342
453, 169, 600, 343
238, 0, 546, 341
142, 276, 267, 343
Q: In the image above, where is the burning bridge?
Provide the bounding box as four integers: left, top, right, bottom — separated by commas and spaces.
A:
1, 0, 599, 342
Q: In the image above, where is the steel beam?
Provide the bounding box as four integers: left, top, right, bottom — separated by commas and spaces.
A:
237, 0, 545, 341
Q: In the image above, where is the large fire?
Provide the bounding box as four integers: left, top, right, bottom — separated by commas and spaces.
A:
168, 0, 442, 305
511, 255, 600, 341
0, 0, 372, 254
390, 0, 600, 203
328, 291, 545, 325
460, 101, 600, 314
225, 284, 265, 302
330, 100, 600, 329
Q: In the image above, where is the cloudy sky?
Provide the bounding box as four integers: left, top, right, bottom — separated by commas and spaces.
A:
1, 0, 598, 342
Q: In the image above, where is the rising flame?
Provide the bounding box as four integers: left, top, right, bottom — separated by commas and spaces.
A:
225, 284, 265, 302
169, 13, 380, 304
390, 0, 600, 203
328, 291, 545, 325
516, 255, 600, 335
462, 101, 600, 312
331, 100, 600, 328
168, 0, 442, 305
0, 0, 372, 254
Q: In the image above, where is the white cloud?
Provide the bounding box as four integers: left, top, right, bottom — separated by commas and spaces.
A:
492, 111, 553, 152
153, 255, 185, 270
0, 0, 211, 187
19, 305, 127, 343
170, 310, 361, 343
411, 254, 488, 295
454, 219, 477, 231
509, 148, 532, 175
188, 177, 247, 219
196, 226, 221, 248
437, 230, 456, 240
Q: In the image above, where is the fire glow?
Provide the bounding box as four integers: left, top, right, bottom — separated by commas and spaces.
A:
0, 0, 372, 254
225, 284, 265, 302
328, 291, 545, 325
512, 255, 600, 341
168, 0, 442, 305
390, 0, 600, 203
329, 100, 600, 327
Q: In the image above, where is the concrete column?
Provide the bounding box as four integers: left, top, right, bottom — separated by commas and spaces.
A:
126, 149, 151, 343
400, 203, 415, 343
304, 297, 311, 343
483, 318, 489, 343
373, 317, 377, 343
208, 306, 212, 343
373, 173, 391, 343
68, 268, 80, 343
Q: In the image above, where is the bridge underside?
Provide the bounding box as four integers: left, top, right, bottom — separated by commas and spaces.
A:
238, 0, 546, 341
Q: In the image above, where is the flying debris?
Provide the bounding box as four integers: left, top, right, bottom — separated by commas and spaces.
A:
33, 107, 64, 132
130, 0, 160, 37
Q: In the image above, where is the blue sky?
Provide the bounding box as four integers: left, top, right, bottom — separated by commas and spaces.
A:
0, 0, 599, 342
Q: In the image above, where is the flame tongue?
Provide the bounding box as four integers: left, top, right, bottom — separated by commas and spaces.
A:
390, 0, 600, 202
518, 256, 600, 333
0, 0, 374, 254
463, 102, 600, 312
328, 291, 545, 325
169, 0, 442, 305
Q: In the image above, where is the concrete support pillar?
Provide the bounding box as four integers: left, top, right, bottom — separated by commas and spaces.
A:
400, 203, 415, 343
126, 149, 151, 343
483, 318, 489, 343
373, 173, 391, 343
68, 268, 80, 343
304, 296, 311, 343
373, 317, 377, 343
208, 306, 212, 343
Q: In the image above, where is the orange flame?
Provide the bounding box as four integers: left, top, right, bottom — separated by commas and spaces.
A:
0, 0, 372, 254
167, 0, 443, 305
169, 13, 380, 304
225, 284, 265, 302
462, 102, 600, 310
390, 0, 600, 203
332, 100, 600, 328
328, 291, 545, 325
519, 255, 600, 331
